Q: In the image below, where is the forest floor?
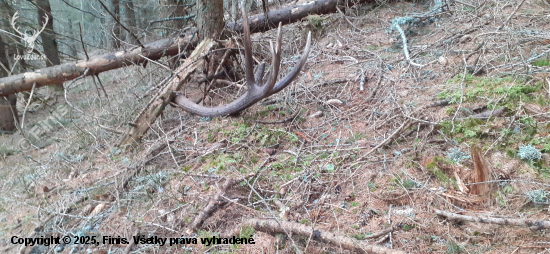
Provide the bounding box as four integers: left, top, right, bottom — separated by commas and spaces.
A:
2, 0, 550, 253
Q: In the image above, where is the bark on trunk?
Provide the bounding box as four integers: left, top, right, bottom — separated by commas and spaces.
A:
111, 0, 122, 48
0, 94, 17, 132
123, 0, 138, 44
0, 35, 18, 132
36, 0, 61, 66
226, 0, 373, 34
67, 21, 79, 57
196, 0, 224, 40
36, 0, 63, 92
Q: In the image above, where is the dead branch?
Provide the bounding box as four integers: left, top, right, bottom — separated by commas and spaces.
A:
435, 209, 550, 230
240, 219, 404, 254
118, 39, 216, 146
469, 107, 505, 119
186, 173, 255, 235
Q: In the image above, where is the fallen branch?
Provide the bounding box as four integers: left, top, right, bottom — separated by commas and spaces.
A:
469, 107, 505, 119
0, 29, 198, 96
435, 209, 550, 230
393, 23, 424, 68
185, 173, 255, 235
240, 219, 404, 254
118, 39, 216, 146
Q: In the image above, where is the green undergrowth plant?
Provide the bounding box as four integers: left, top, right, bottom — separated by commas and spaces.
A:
439, 74, 544, 108
438, 74, 550, 153
392, 174, 419, 189
446, 240, 463, 254
305, 14, 325, 37
219, 122, 299, 147
531, 59, 550, 67
426, 157, 458, 189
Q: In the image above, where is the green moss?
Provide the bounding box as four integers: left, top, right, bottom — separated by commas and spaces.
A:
446, 240, 462, 254
532, 59, 550, 67
427, 157, 453, 186
306, 15, 324, 30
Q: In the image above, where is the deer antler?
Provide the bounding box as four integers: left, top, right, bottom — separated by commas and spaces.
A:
10, 12, 25, 37
33, 14, 49, 39
173, 7, 311, 117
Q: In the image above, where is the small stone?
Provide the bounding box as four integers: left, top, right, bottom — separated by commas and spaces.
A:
326, 43, 333, 49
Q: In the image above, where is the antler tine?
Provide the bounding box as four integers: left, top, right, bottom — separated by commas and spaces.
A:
269, 31, 312, 95
265, 22, 283, 93
241, 6, 255, 87
38, 14, 49, 34
11, 12, 24, 36
254, 63, 266, 84
173, 13, 311, 117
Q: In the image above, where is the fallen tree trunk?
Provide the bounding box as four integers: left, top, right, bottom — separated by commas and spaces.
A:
0, 0, 376, 97
227, 0, 374, 34
0, 29, 198, 97
435, 209, 550, 230
241, 218, 405, 254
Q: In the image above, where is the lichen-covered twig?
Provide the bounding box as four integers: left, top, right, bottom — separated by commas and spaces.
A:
393, 23, 425, 68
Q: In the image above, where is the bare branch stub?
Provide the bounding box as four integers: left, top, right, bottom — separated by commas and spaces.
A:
173, 7, 312, 117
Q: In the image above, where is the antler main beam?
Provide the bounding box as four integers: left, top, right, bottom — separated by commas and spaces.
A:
173, 7, 311, 117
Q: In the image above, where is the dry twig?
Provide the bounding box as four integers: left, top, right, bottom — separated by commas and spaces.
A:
240, 219, 404, 254
185, 173, 255, 234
